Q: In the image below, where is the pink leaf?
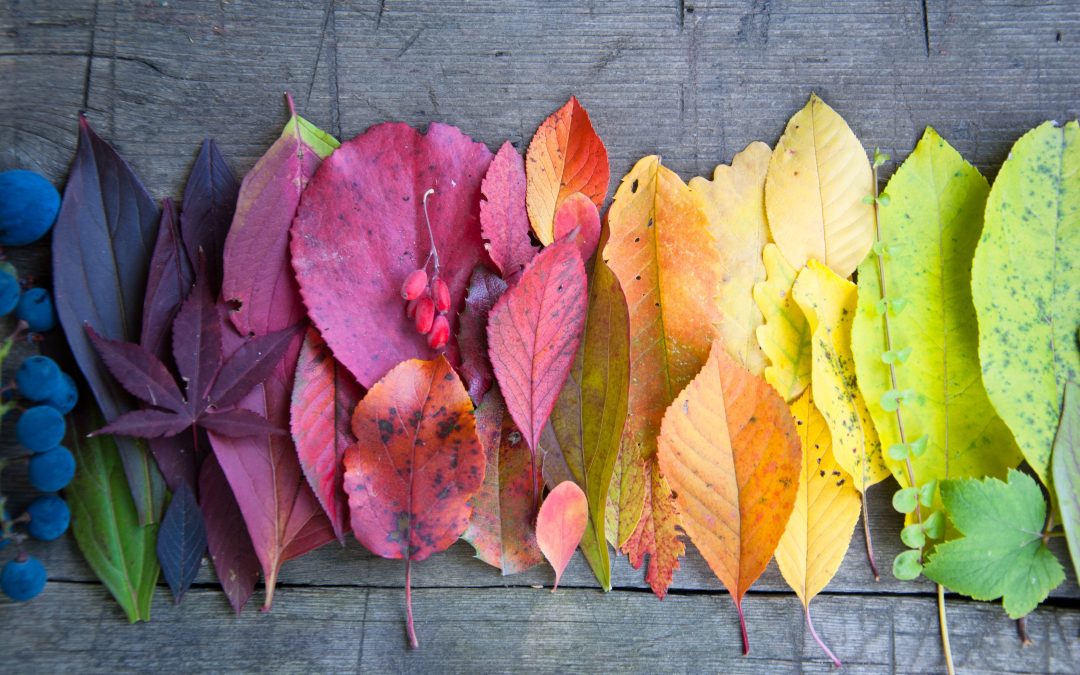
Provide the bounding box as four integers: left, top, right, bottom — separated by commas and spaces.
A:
480, 141, 537, 280
536, 481, 588, 590
552, 192, 601, 262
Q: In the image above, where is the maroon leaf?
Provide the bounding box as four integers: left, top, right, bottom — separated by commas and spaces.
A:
180, 139, 239, 293
487, 239, 588, 452
456, 266, 508, 405
292, 327, 363, 543
86, 326, 187, 413
292, 122, 494, 388
480, 141, 537, 281
95, 409, 195, 439
171, 270, 222, 407
199, 453, 260, 614
198, 407, 286, 438
209, 324, 302, 408
141, 198, 193, 361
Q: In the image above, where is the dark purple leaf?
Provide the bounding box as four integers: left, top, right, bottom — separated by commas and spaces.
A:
53, 114, 166, 523
181, 139, 239, 293
148, 435, 197, 495
86, 326, 187, 413
157, 483, 207, 604
209, 324, 302, 408
141, 198, 193, 361
95, 409, 195, 439
171, 270, 222, 407
457, 266, 508, 404
198, 406, 286, 438
199, 454, 259, 614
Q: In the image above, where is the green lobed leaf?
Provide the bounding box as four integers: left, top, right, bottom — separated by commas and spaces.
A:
971, 121, 1080, 484
67, 408, 160, 622
852, 128, 1022, 527
1051, 381, 1080, 581
923, 470, 1064, 618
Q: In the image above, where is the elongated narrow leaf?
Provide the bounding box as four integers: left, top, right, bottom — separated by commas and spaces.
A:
852, 128, 1021, 524
67, 409, 159, 622
208, 324, 302, 408
462, 388, 543, 574
542, 248, 629, 590
456, 266, 508, 405
689, 141, 771, 374
1052, 381, 1080, 581
199, 454, 259, 614
754, 243, 811, 402
603, 154, 720, 596
657, 344, 801, 654
487, 238, 588, 452
536, 481, 588, 591
157, 483, 207, 603
85, 326, 187, 413
181, 139, 240, 293
141, 198, 193, 360
972, 121, 1080, 484
53, 114, 165, 524
793, 261, 889, 494
766, 94, 874, 278
481, 141, 537, 280
292, 328, 363, 543
526, 97, 609, 245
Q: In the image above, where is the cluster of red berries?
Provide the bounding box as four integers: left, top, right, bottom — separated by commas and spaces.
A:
402, 268, 450, 349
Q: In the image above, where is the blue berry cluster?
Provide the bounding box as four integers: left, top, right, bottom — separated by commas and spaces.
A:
0, 168, 70, 603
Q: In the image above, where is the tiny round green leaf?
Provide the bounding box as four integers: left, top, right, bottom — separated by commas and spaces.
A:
893, 549, 923, 581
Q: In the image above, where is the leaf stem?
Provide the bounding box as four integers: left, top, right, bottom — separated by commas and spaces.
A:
805, 605, 841, 668
421, 189, 440, 278
1016, 616, 1032, 646
735, 600, 750, 656
860, 490, 880, 580
938, 584, 955, 675
405, 557, 419, 649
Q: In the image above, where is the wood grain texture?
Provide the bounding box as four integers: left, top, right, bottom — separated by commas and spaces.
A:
2, 0, 1080, 671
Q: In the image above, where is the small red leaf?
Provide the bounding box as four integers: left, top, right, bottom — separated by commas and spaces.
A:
553, 192, 601, 262
480, 141, 537, 280
536, 481, 588, 590
456, 266, 507, 405
487, 239, 587, 452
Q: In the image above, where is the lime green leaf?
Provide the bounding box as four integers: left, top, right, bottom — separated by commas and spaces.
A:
924, 470, 1065, 619
1051, 381, 1080, 581
753, 243, 812, 402
971, 121, 1080, 484
893, 487, 918, 514
893, 549, 923, 580
852, 129, 1022, 527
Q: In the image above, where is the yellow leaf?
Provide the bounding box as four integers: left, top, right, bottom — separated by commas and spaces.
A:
753, 243, 811, 402
792, 260, 889, 493
689, 141, 771, 375
766, 94, 874, 278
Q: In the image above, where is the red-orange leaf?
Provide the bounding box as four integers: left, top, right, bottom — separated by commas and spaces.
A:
623, 463, 684, 598
657, 343, 801, 655
536, 481, 588, 591
480, 141, 537, 281
343, 356, 484, 648
525, 97, 609, 245
487, 238, 587, 453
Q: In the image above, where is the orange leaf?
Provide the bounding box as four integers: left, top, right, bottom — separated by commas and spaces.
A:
536, 481, 588, 590
657, 343, 801, 655
525, 97, 609, 245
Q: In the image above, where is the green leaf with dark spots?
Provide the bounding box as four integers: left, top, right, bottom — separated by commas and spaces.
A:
1051, 381, 1080, 581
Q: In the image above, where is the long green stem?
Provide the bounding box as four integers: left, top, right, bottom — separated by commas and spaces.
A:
938, 584, 955, 675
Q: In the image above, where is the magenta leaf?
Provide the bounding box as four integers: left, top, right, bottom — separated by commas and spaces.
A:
157, 483, 207, 604
198, 408, 286, 438
180, 139, 240, 293
456, 266, 508, 405
85, 326, 187, 414
480, 141, 537, 281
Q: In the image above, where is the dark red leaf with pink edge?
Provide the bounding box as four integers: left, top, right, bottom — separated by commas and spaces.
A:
480, 141, 537, 281
171, 269, 222, 408
291, 122, 493, 389
141, 198, 193, 361
344, 356, 485, 648
487, 239, 588, 452
180, 139, 239, 294
209, 324, 302, 408
94, 409, 195, 439
456, 266, 508, 405
198, 407, 286, 438
292, 327, 363, 543
200, 453, 260, 614
86, 326, 187, 413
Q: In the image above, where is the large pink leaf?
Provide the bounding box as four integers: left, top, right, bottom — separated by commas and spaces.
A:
487, 238, 587, 452
291, 122, 493, 388
291, 327, 363, 543
480, 141, 536, 281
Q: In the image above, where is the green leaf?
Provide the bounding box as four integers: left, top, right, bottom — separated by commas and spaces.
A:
923, 510, 945, 540
1051, 381, 1080, 582
901, 523, 926, 549
67, 408, 160, 622
923, 470, 1065, 619
852, 128, 1022, 530
893, 549, 923, 580
971, 121, 1080, 485
892, 487, 918, 514
542, 250, 630, 591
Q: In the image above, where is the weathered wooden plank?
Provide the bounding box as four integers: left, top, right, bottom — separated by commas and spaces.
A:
1, 583, 1076, 673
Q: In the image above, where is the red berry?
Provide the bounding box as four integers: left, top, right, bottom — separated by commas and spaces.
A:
428, 314, 450, 350
432, 278, 451, 313
401, 269, 428, 300
405, 297, 419, 319
414, 297, 435, 334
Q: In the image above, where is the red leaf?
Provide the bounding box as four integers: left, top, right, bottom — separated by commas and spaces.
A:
291, 327, 363, 543
86, 326, 186, 413
180, 139, 239, 294
344, 356, 485, 648
461, 387, 543, 574
480, 141, 537, 280
536, 481, 588, 590
456, 266, 508, 405
622, 464, 684, 599
199, 453, 260, 614
292, 122, 493, 388
552, 192, 601, 262
487, 239, 588, 452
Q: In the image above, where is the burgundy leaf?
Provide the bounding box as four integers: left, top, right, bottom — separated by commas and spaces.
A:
456, 266, 508, 405
148, 435, 197, 493
141, 198, 193, 361
199, 453, 259, 614
209, 324, 302, 408
171, 270, 222, 407
198, 407, 286, 438
86, 326, 187, 413
94, 409, 195, 439
180, 139, 239, 293
480, 141, 537, 280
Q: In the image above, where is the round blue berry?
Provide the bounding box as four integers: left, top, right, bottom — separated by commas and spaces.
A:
16, 355, 61, 402
15, 405, 65, 453
0, 170, 60, 246
29, 446, 76, 492
44, 372, 78, 415
0, 269, 19, 316
1, 555, 47, 602
15, 287, 56, 332
26, 495, 70, 541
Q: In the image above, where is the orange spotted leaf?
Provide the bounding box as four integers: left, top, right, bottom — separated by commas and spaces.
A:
536, 481, 588, 590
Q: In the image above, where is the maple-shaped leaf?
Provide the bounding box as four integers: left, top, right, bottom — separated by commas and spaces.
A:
344, 356, 485, 648
657, 343, 802, 655
456, 266, 508, 405
480, 141, 537, 281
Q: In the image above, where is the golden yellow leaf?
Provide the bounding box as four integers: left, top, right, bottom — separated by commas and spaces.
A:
753, 243, 811, 402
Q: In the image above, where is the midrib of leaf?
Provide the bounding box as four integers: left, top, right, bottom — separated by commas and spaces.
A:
809, 99, 830, 268
648, 161, 675, 411
929, 151, 951, 481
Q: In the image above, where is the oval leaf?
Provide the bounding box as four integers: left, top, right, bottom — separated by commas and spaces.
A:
536, 481, 588, 591
156, 483, 207, 604
480, 141, 537, 280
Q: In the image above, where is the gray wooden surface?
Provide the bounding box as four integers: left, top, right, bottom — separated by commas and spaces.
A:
2, 1, 1079, 672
